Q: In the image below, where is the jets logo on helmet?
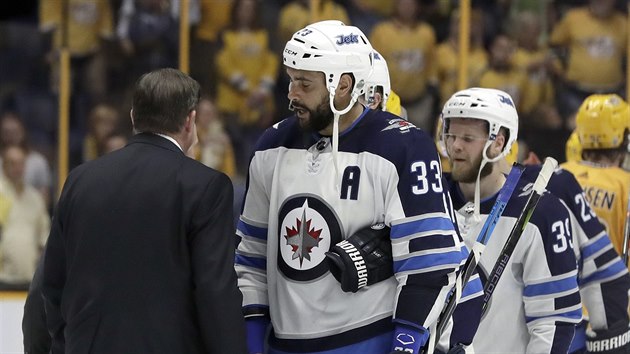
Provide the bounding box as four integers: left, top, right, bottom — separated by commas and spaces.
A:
499, 94, 515, 107
336, 34, 359, 45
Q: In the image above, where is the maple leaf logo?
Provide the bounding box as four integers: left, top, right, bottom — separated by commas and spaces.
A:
284, 207, 322, 267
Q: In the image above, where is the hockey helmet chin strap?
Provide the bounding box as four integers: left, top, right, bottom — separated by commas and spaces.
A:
473, 138, 504, 222
329, 87, 361, 190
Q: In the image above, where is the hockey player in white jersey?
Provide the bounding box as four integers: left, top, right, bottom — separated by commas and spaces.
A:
519, 164, 630, 353
235, 20, 465, 354
441, 88, 582, 353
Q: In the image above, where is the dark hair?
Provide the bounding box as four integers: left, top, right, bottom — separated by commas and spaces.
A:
0, 110, 31, 152
582, 128, 630, 164
228, 0, 262, 31
131, 68, 201, 134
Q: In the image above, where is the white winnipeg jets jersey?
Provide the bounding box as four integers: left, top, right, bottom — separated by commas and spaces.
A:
523, 166, 630, 332
235, 108, 465, 352
446, 175, 582, 354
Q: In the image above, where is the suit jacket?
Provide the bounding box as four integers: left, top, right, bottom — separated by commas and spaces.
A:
23, 250, 51, 354
41, 133, 247, 354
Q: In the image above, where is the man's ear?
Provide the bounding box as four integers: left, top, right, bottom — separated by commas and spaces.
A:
130, 108, 134, 126
336, 73, 354, 98
185, 110, 196, 132
491, 133, 507, 158
373, 92, 383, 109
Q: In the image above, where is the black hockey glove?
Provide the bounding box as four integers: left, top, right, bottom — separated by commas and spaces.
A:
586, 321, 630, 354
325, 223, 393, 293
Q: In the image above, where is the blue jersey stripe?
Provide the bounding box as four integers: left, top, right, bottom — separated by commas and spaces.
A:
524, 276, 578, 297
526, 308, 583, 323
580, 259, 627, 285
581, 235, 611, 260
235, 254, 267, 270
237, 220, 268, 240
462, 276, 483, 298
391, 216, 455, 239
394, 251, 462, 273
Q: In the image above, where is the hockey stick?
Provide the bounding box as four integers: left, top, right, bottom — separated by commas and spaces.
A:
430, 162, 526, 348
621, 189, 630, 266
481, 157, 558, 316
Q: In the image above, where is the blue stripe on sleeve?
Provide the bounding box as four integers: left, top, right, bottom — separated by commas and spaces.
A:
391, 216, 455, 239
581, 235, 611, 260
394, 251, 462, 273
526, 308, 583, 323
462, 276, 483, 298
524, 276, 578, 297
235, 254, 267, 270
237, 220, 268, 240
580, 259, 627, 285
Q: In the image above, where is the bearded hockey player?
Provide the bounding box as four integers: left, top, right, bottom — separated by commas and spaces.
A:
234, 20, 465, 354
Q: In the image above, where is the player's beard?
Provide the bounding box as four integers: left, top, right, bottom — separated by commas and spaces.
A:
293, 94, 334, 133
451, 153, 493, 183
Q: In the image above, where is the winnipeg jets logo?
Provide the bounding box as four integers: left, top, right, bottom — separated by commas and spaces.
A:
382, 118, 416, 133
278, 195, 342, 281
284, 202, 323, 266
336, 33, 359, 45
498, 94, 515, 107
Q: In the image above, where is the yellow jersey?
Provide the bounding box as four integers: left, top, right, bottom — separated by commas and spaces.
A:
549, 7, 627, 91
479, 68, 528, 111
215, 29, 279, 125
0, 189, 11, 227
435, 40, 488, 107
512, 47, 555, 115
196, 0, 233, 42
277, 1, 351, 43
370, 20, 437, 102
561, 161, 630, 256
39, 0, 114, 56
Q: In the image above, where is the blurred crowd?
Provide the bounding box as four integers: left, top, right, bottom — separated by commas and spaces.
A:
0, 0, 627, 288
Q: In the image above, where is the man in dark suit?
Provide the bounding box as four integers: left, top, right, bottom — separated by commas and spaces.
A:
40, 68, 248, 353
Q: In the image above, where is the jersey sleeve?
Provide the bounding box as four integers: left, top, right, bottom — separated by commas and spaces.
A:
441, 249, 484, 350
520, 195, 582, 353
551, 169, 630, 330
235, 149, 271, 319
386, 131, 465, 331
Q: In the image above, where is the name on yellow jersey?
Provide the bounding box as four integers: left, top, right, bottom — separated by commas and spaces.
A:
584, 186, 616, 210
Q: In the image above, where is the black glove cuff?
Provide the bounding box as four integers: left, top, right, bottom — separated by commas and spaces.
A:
587, 321, 630, 353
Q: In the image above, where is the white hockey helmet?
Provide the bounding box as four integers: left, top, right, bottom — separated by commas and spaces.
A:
364, 51, 391, 111
283, 20, 374, 112
442, 87, 519, 161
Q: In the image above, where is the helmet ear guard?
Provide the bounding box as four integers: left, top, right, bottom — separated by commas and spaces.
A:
364, 51, 391, 111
